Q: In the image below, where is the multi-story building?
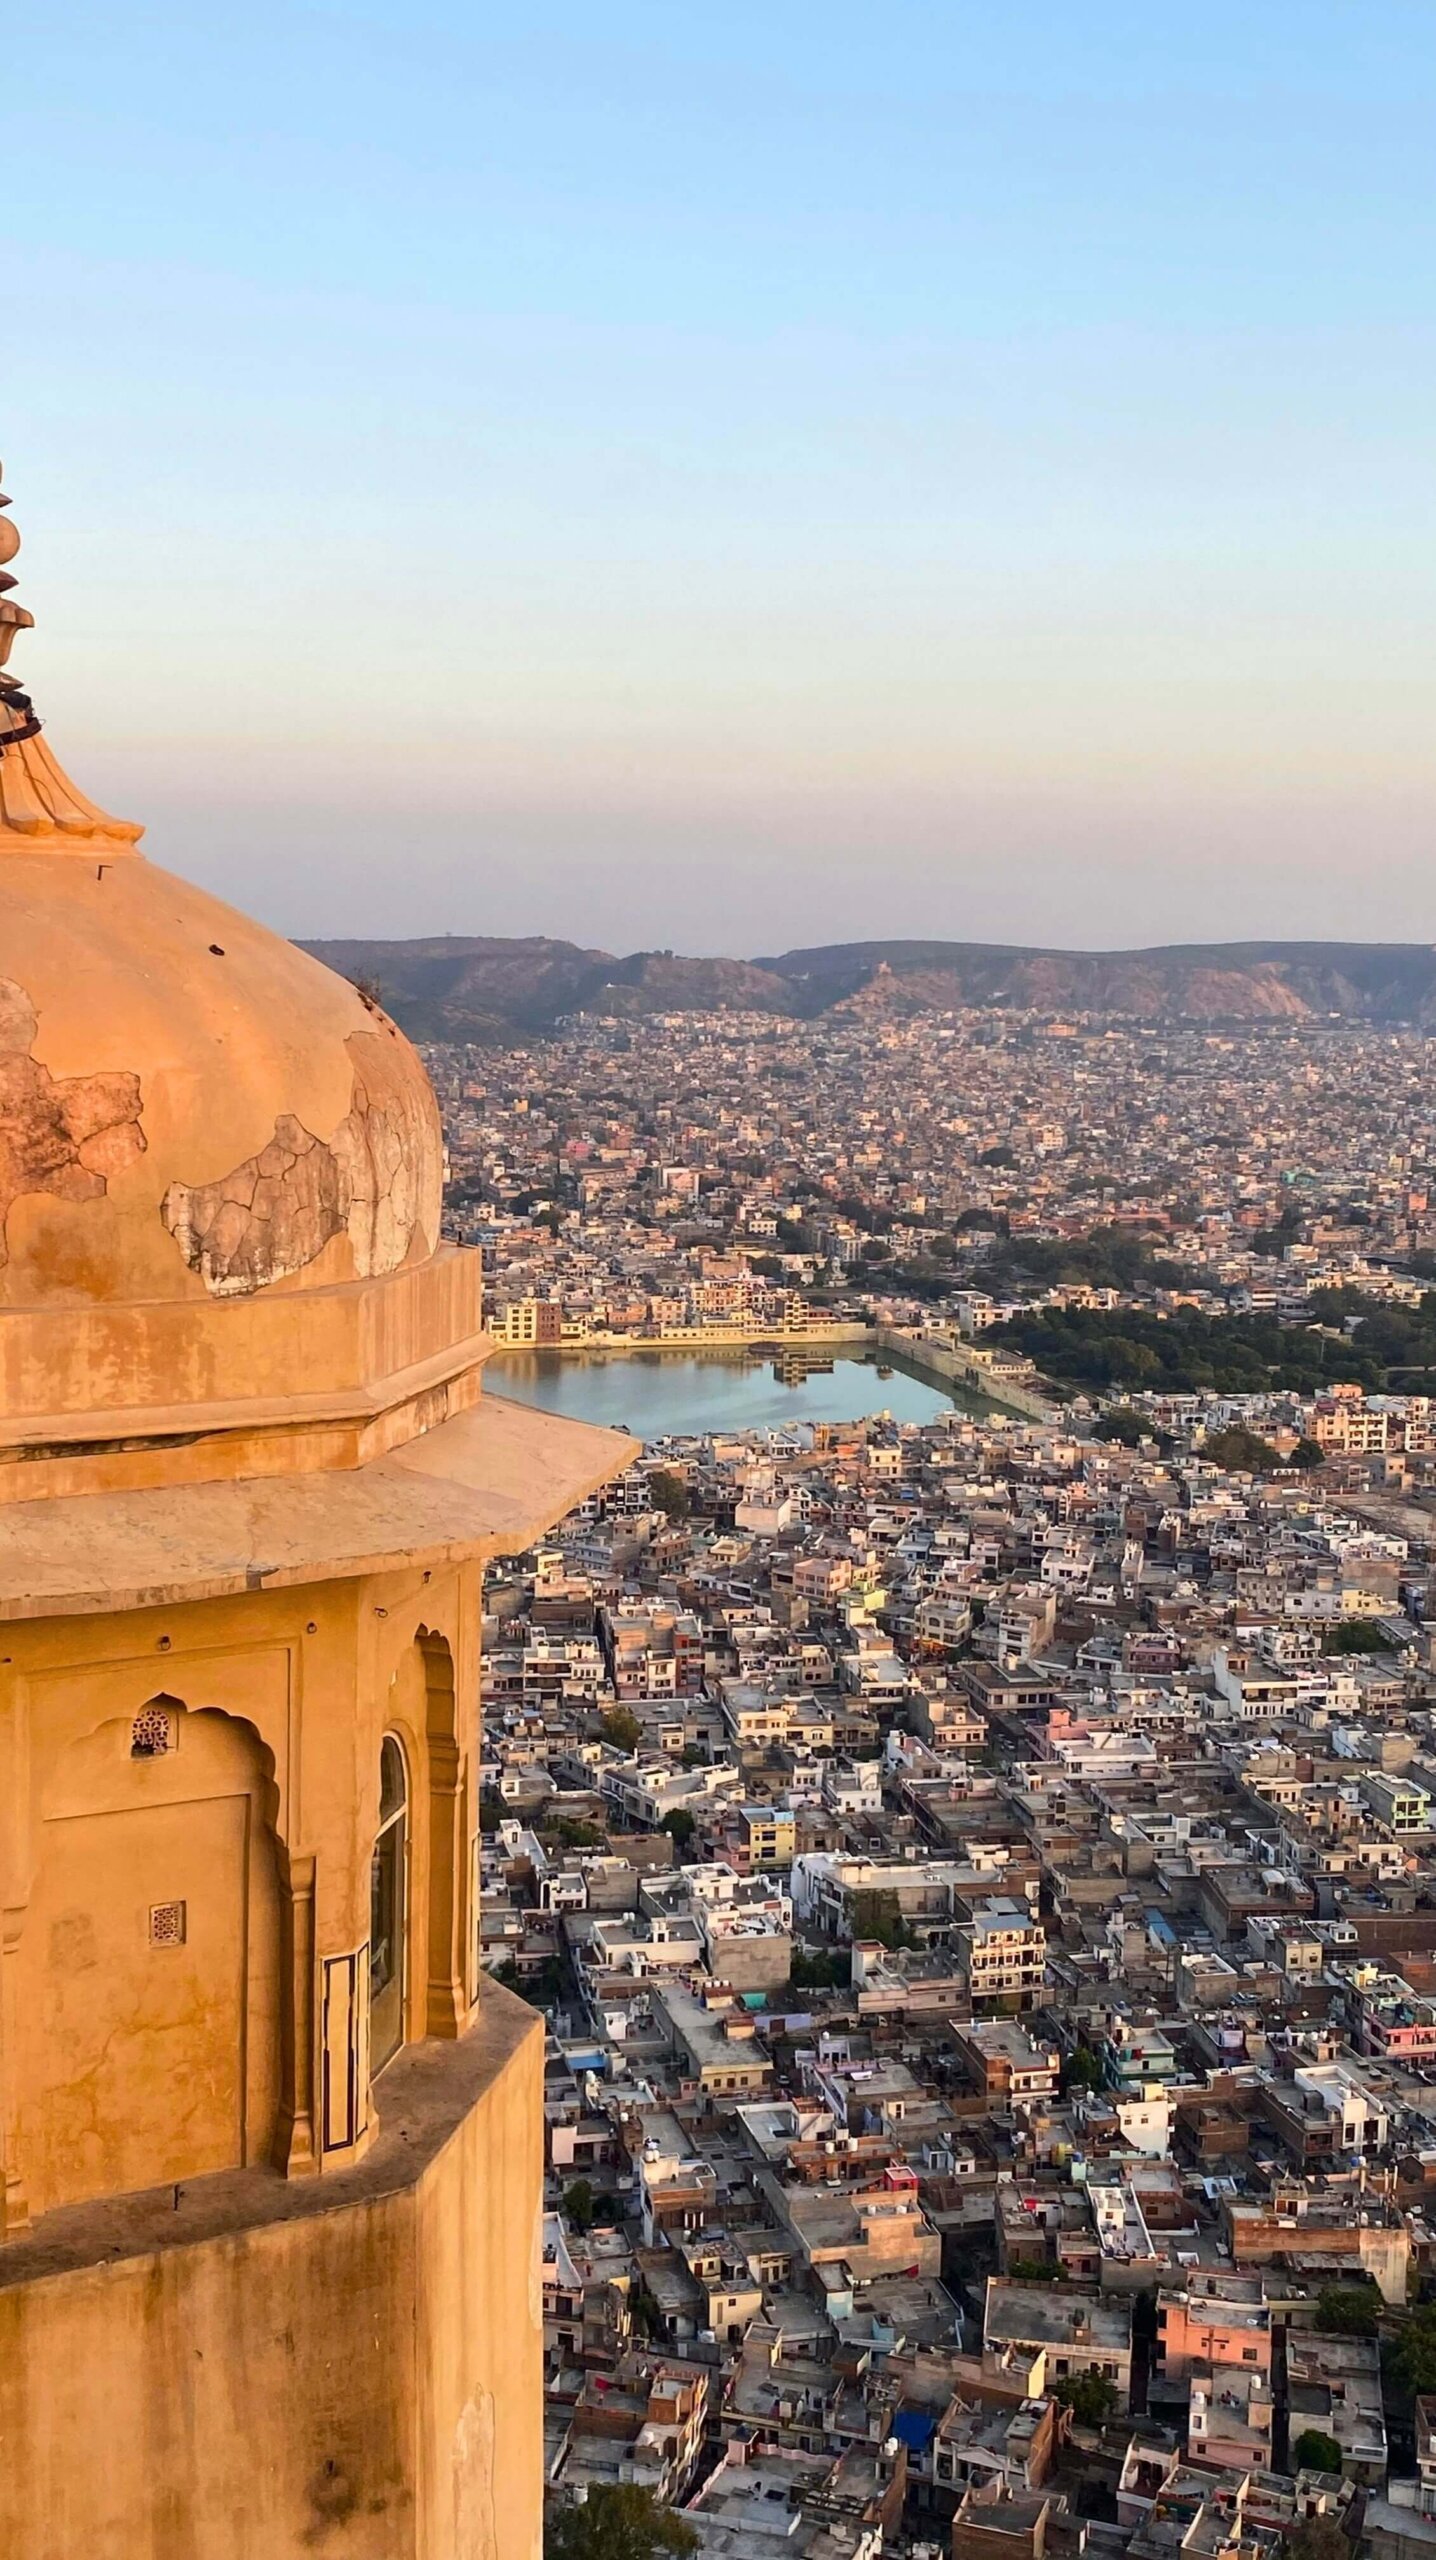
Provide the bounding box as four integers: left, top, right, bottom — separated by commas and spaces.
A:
494, 1293, 564, 1346
961, 1898, 1047, 2013
983, 2280, 1134, 2409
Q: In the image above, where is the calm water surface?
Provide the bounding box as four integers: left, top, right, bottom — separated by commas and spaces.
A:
489, 1349, 989, 1441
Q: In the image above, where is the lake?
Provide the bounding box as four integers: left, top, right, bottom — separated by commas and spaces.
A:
487, 1347, 991, 1441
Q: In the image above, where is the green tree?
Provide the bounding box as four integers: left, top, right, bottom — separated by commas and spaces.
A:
602, 1707, 641, 1751
1094, 1405, 1153, 1448
503, 1955, 566, 2011
1006, 2257, 1062, 2283
1293, 2429, 1343, 2477
1061, 2043, 1105, 2095
547, 1817, 604, 1849
1389, 2301, 1436, 2395
789, 1946, 849, 1992
1286, 2521, 1351, 2560
661, 1808, 696, 1851
850, 1888, 915, 1951
1053, 2372, 1117, 2425
1316, 2285, 1379, 2336
1202, 1425, 1281, 1474
564, 2178, 596, 2233
545, 2485, 699, 2559
1322, 1618, 1392, 1656
646, 1469, 691, 1523
1290, 1436, 1326, 1470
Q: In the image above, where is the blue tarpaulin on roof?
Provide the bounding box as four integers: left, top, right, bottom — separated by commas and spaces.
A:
893, 2409, 937, 2453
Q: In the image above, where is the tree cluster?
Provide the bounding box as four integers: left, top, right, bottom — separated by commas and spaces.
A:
1389, 2299, 1436, 2395
1314, 2284, 1380, 2336
789, 1946, 850, 1992
1293, 2428, 1343, 2477
1309, 1286, 1436, 1377
977, 1226, 1196, 1295
645, 1469, 691, 1523
545, 2485, 698, 2560
987, 1303, 1381, 1395
1052, 2371, 1117, 2425
849, 1889, 916, 1951
1322, 1619, 1394, 1656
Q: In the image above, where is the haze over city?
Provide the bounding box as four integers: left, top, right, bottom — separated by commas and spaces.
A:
13, 1, 1436, 953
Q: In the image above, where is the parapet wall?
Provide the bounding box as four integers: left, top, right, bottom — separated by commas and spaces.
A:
0, 1989, 544, 2560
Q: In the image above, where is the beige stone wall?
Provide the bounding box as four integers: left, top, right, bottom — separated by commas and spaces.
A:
18, 1704, 281, 2215
0, 1991, 544, 2560
0, 1558, 483, 2227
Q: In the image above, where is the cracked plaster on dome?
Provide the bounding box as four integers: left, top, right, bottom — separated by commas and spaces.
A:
159, 1028, 441, 1297
0, 976, 145, 1266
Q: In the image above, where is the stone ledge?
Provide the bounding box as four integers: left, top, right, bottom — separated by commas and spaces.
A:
0, 1983, 540, 2292
0, 1393, 639, 1618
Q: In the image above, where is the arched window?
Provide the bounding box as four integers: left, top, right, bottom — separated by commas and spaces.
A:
370, 1737, 408, 2074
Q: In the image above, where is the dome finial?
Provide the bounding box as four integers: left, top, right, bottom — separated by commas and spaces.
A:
0, 463, 41, 749
0, 466, 143, 848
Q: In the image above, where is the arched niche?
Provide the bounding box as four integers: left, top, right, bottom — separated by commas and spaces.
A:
16, 1699, 283, 2219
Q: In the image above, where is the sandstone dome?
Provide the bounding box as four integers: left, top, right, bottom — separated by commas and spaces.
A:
0, 829, 444, 1313
0, 468, 442, 1315
0, 468, 471, 1484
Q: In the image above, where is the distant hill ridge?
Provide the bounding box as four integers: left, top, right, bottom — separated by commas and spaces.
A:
299, 933, 1436, 1043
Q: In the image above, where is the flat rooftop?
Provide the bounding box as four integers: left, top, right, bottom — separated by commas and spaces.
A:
985, 2280, 1131, 2353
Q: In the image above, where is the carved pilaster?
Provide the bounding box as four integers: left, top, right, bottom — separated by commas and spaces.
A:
1, 1903, 30, 2236
421, 1629, 469, 2038
276, 1852, 317, 2177
426, 1731, 465, 2038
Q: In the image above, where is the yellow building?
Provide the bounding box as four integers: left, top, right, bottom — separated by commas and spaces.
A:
739, 1805, 797, 1868
0, 472, 635, 2557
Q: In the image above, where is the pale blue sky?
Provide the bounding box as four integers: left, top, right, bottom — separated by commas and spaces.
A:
10, 3, 1436, 951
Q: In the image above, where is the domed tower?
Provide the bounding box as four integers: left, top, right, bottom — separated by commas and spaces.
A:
0, 472, 635, 2559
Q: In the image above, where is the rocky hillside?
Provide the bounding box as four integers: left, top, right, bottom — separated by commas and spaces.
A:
299, 937, 798, 1041
300, 934, 1436, 1043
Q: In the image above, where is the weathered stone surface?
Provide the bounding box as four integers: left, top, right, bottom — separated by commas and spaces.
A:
160, 1027, 443, 1296
334, 1027, 444, 1281
161, 1113, 346, 1296
0, 975, 145, 1265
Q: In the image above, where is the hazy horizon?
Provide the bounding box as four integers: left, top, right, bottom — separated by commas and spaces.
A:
299, 925, 1436, 964
13, 3, 1436, 955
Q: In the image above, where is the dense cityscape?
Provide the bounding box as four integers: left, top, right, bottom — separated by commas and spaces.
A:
424, 1006, 1436, 2559
13, 5, 1429, 2555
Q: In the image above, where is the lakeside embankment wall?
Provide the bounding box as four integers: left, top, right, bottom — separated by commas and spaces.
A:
492, 1322, 874, 1359
491, 1320, 1057, 1422
871, 1325, 1057, 1422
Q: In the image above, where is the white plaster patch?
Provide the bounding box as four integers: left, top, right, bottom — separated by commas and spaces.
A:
452, 2386, 497, 2558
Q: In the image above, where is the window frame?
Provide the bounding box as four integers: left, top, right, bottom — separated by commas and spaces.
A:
370, 1734, 410, 2076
